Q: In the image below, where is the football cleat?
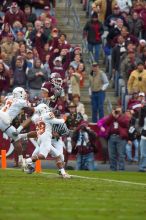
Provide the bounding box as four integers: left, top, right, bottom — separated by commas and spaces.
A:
26, 164, 35, 174
61, 172, 71, 179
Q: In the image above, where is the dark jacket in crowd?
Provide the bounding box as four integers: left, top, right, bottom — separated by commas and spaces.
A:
128, 115, 140, 141
0, 69, 10, 93
83, 20, 104, 44
4, 7, 26, 27
112, 43, 127, 72
31, 0, 56, 9
72, 127, 97, 155
12, 67, 27, 89
27, 67, 48, 90
105, 114, 130, 140
29, 29, 48, 48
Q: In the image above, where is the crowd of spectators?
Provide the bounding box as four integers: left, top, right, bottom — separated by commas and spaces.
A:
82, 0, 146, 172
0, 1, 90, 169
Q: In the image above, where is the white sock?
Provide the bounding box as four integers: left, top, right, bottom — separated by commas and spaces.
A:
18, 155, 23, 162
60, 168, 66, 175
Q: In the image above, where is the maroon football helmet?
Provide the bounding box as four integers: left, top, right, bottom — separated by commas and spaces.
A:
50, 72, 63, 88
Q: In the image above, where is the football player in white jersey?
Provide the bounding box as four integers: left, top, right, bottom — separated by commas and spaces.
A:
0, 87, 32, 164
18, 103, 70, 178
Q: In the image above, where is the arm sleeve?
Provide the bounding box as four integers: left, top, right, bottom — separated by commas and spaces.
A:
127, 74, 135, 94
101, 72, 109, 91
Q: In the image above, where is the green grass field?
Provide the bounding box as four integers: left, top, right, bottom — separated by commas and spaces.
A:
0, 169, 146, 220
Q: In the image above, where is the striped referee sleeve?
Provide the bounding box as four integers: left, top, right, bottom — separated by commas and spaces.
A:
52, 123, 70, 136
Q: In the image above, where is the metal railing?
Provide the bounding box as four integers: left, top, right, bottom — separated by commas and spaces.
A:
65, 0, 72, 25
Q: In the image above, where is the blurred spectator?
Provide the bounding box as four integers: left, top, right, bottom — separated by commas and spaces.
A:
93, 0, 117, 22
11, 56, 27, 89
27, 58, 48, 99
140, 46, 146, 64
58, 34, 70, 51
70, 54, 82, 70
29, 20, 48, 48
43, 18, 52, 40
128, 61, 146, 94
104, 4, 125, 30
113, 26, 139, 47
106, 18, 124, 46
24, 4, 37, 25
140, 2, 146, 39
105, 106, 130, 171
137, 40, 146, 56
66, 102, 83, 131
83, 12, 104, 62
127, 92, 145, 110
66, 65, 76, 100
121, 49, 140, 84
111, 35, 127, 74
0, 62, 10, 94
1, 32, 19, 62
26, 49, 34, 72
128, 11, 143, 38
125, 109, 140, 163
133, 0, 144, 14
76, 62, 86, 88
97, 116, 109, 164
43, 5, 57, 26
49, 53, 70, 79
70, 68, 81, 97
4, 2, 26, 27
12, 20, 24, 39
65, 101, 83, 168
139, 105, 146, 171
0, 23, 12, 42
72, 121, 97, 170
89, 62, 109, 123
72, 94, 88, 121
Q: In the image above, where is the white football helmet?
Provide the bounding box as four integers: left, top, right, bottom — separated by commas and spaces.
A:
35, 103, 51, 115
51, 72, 63, 88
12, 87, 27, 99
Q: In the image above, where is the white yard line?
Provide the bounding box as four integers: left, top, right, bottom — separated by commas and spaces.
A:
42, 171, 146, 187
5, 168, 146, 187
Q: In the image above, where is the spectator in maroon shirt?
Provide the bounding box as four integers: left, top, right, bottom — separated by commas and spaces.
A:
43, 6, 57, 26
112, 26, 139, 47
0, 23, 12, 42
58, 33, 71, 51
0, 62, 10, 95
105, 106, 130, 171
4, 2, 26, 27
29, 20, 48, 51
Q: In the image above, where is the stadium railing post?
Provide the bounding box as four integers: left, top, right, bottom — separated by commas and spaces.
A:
35, 160, 42, 173
1, 150, 7, 169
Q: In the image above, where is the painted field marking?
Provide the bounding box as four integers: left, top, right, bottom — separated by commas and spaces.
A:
5, 168, 146, 187
41, 171, 146, 187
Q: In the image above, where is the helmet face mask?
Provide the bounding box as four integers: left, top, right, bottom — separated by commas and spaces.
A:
51, 77, 62, 88
12, 87, 27, 99
51, 72, 63, 88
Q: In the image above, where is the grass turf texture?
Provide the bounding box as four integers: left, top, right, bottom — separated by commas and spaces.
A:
0, 169, 146, 220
